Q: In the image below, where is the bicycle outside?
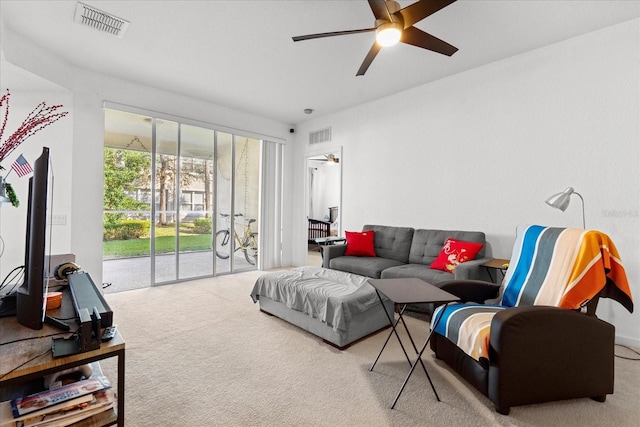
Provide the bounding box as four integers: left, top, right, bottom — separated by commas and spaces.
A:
215, 213, 258, 265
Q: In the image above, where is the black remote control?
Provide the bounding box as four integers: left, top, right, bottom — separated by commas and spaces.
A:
101, 325, 117, 342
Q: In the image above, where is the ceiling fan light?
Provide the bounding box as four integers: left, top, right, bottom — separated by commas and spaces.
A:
376, 22, 402, 47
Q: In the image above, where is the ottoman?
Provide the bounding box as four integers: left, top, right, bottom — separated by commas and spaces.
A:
250, 266, 393, 349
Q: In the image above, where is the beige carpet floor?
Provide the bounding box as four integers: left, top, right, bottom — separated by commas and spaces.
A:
101, 269, 640, 426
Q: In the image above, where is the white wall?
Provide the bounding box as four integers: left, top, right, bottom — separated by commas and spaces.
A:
1, 26, 294, 284
292, 19, 640, 346
0, 89, 73, 281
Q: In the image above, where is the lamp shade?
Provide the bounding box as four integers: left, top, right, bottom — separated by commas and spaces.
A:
545, 186, 586, 228
545, 187, 576, 212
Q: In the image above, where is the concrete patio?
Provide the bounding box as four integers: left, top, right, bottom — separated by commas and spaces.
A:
102, 250, 256, 293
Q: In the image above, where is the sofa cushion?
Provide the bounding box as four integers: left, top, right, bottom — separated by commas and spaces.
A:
408, 229, 486, 266
430, 238, 484, 273
381, 264, 455, 285
330, 256, 405, 279
362, 225, 414, 263
344, 230, 376, 257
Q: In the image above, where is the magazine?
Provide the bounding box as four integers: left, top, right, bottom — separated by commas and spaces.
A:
0, 394, 98, 427
23, 403, 115, 427
0, 395, 94, 427
20, 389, 116, 427
10, 377, 110, 418
0, 394, 87, 427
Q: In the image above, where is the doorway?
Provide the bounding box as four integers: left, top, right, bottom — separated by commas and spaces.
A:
306, 148, 342, 259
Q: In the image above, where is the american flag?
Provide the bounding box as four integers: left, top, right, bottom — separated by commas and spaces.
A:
11, 154, 33, 177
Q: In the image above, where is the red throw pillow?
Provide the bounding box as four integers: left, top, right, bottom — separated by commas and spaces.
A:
430, 238, 483, 272
344, 230, 376, 257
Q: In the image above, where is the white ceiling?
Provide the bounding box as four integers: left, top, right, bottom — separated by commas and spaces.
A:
1, 0, 638, 125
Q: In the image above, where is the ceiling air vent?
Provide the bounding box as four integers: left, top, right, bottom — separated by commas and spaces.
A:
309, 127, 331, 145
74, 2, 129, 38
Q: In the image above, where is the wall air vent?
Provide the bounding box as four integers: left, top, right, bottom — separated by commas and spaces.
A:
74, 2, 129, 38
309, 127, 331, 145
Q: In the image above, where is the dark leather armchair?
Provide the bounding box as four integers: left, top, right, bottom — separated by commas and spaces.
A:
429, 226, 633, 415
432, 280, 615, 414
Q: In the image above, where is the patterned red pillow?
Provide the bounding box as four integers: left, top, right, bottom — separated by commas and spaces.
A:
430, 238, 483, 272
344, 230, 376, 257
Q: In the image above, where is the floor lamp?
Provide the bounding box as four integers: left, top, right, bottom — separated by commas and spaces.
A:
545, 186, 586, 229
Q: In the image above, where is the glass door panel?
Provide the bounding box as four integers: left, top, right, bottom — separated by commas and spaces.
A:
103, 109, 153, 292
233, 137, 260, 270
178, 124, 215, 280
154, 119, 179, 283
215, 132, 233, 274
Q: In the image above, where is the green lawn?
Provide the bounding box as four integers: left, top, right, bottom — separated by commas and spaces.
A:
103, 234, 212, 258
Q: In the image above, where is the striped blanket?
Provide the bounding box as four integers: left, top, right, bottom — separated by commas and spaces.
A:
432, 225, 633, 364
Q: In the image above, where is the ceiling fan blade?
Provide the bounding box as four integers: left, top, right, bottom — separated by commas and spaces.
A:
398, 0, 457, 28
400, 26, 458, 56
368, 0, 390, 20
356, 42, 382, 76
292, 28, 375, 42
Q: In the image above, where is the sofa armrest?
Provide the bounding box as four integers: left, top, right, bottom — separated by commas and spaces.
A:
488, 306, 615, 412
439, 280, 500, 303
453, 257, 492, 281
322, 244, 347, 269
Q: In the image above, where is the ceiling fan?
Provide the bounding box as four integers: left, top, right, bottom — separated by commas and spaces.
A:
309, 154, 340, 163
292, 0, 458, 76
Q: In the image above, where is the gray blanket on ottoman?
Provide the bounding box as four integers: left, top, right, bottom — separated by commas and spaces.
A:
251, 266, 393, 349
251, 266, 383, 331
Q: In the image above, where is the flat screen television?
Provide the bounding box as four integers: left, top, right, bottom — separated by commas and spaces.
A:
16, 147, 53, 330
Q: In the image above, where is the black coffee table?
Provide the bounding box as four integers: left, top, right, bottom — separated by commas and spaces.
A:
368, 278, 459, 409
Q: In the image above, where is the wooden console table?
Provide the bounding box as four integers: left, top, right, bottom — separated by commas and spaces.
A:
0, 291, 125, 426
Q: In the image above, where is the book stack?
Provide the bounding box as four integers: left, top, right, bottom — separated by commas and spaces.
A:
0, 376, 115, 427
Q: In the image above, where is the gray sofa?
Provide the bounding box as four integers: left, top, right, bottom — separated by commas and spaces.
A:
323, 224, 491, 285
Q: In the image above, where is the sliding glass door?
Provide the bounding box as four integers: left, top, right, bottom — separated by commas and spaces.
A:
214, 134, 260, 272
178, 124, 215, 280
103, 108, 261, 292
154, 118, 179, 283
102, 110, 153, 291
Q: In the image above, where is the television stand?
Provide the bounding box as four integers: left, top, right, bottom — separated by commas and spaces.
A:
0, 289, 125, 426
